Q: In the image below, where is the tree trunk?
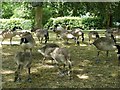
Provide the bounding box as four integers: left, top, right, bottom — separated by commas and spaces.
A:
109, 13, 113, 27
106, 13, 113, 28
35, 6, 43, 29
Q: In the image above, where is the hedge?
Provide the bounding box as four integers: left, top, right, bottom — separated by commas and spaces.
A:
82, 17, 103, 29
44, 16, 103, 30
0, 17, 103, 31
0, 18, 32, 30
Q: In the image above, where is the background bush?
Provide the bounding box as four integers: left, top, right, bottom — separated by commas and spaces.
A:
82, 17, 103, 29
0, 17, 103, 31
0, 18, 32, 30
44, 16, 103, 30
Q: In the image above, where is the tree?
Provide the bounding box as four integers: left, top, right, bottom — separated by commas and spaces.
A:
84, 2, 120, 28
31, 2, 43, 29
1, 2, 120, 29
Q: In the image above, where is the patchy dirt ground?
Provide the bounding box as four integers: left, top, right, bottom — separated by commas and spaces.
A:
1, 31, 120, 88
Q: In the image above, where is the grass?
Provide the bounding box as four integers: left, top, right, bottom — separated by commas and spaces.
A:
1, 31, 120, 88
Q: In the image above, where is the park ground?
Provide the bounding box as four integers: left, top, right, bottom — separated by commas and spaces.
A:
1, 30, 120, 88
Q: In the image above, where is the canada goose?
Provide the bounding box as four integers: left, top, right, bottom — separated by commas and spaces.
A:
88, 31, 99, 44
105, 31, 116, 44
38, 43, 60, 64
20, 32, 35, 53
115, 45, 120, 65
50, 47, 72, 78
0, 29, 22, 45
53, 25, 64, 40
11, 26, 22, 32
112, 28, 120, 42
14, 52, 32, 82
71, 28, 84, 42
38, 43, 72, 78
105, 28, 120, 43
31, 28, 49, 44
60, 30, 79, 45
93, 37, 118, 62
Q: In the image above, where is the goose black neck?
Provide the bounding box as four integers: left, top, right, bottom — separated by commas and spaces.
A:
111, 34, 116, 43
96, 34, 100, 38
12, 26, 22, 31
82, 33, 84, 42
20, 38, 29, 44
115, 45, 120, 54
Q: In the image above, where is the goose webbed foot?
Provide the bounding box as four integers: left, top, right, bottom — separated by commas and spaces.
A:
14, 77, 21, 82
96, 59, 100, 63
58, 71, 65, 77
25, 77, 32, 83
105, 59, 111, 63
57, 69, 66, 77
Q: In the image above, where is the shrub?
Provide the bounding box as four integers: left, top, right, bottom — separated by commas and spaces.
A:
44, 17, 83, 29
0, 18, 32, 30
44, 16, 103, 30
82, 17, 103, 29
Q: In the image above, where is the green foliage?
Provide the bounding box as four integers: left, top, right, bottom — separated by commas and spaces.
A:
0, 18, 32, 30
2, 2, 32, 19
44, 16, 103, 30
31, 2, 43, 7
42, 7, 53, 26
11, 3, 32, 19
82, 17, 103, 29
84, 2, 120, 28
44, 17, 83, 29
1, 2, 120, 29
2, 2, 14, 18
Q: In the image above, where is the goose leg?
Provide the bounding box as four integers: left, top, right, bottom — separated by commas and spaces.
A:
26, 67, 32, 82
41, 37, 43, 43
30, 48, 32, 54
56, 34, 58, 40
117, 54, 120, 66
42, 57, 46, 65
57, 65, 64, 77
14, 65, 22, 82
106, 51, 109, 57
44, 36, 48, 44
97, 51, 100, 57
106, 51, 111, 62
96, 51, 100, 63
38, 37, 41, 44
1, 38, 4, 45
89, 38, 90, 45
66, 64, 72, 80
10, 37, 12, 45
82, 33, 84, 42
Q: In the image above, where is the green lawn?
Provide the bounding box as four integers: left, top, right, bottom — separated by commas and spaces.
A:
1, 31, 120, 88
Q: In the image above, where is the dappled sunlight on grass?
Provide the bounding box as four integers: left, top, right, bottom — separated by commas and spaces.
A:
2, 52, 13, 56
1, 70, 14, 75
31, 63, 55, 74
77, 74, 89, 80
1, 31, 120, 88
80, 44, 88, 46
